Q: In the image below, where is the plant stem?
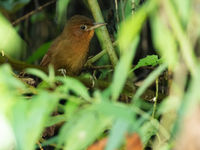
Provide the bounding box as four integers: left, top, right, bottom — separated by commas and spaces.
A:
152, 77, 158, 118
87, 0, 118, 66
133, 63, 167, 101
85, 49, 107, 65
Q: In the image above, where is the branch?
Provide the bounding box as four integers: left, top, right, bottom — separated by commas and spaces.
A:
12, 0, 57, 26
87, 0, 118, 66
0, 55, 47, 73
85, 49, 107, 66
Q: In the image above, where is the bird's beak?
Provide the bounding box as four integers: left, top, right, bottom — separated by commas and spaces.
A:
88, 22, 107, 31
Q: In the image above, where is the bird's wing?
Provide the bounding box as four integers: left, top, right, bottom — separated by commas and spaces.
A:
40, 36, 62, 67
40, 53, 51, 67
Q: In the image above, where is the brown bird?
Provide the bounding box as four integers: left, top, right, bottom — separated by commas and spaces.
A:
40, 15, 106, 76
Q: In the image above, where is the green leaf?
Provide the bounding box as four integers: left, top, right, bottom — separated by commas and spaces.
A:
124, 0, 140, 17
11, 91, 59, 150
56, 0, 70, 25
46, 114, 67, 127
26, 42, 51, 64
0, 64, 25, 112
64, 101, 79, 118
0, 0, 31, 12
132, 55, 161, 71
118, 7, 146, 52
111, 37, 139, 101
151, 12, 178, 69
26, 68, 48, 81
118, 0, 157, 52
95, 100, 134, 121
0, 114, 16, 150
57, 76, 91, 101
172, 0, 191, 26
0, 13, 26, 59
140, 120, 159, 145
106, 118, 130, 150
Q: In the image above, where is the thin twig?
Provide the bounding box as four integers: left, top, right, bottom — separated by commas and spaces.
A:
85, 65, 113, 70
85, 49, 107, 66
12, 0, 57, 26
152, 77, 158, 118
115, 0, 120, 26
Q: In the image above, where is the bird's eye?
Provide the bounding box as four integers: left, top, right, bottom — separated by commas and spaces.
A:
80, 25, 87, 30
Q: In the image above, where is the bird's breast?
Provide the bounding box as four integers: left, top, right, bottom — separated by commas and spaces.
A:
52, 38, 89, 75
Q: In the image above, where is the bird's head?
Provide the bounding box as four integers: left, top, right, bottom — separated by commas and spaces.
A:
63, 15, 106, 41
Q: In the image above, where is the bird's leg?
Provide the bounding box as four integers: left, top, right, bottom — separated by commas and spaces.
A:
89, 70, 97, 88
58, 68, 67, 77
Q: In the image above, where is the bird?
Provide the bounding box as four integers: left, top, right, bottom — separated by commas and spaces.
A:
40, 15, 106, 76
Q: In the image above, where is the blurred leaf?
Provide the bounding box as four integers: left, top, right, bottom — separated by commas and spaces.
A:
172, 0, 191, 27
46, 114, 66, 127
95, 100, 134, 121
151, 12, 178, 68
111, 37, 139, 101
57, 76, 91, 101
140, 120, 158, 145
132, 55, 162, 71
26, 67, 56, 89
0, 13, 26, 59
124, 0, 140, 17
26, 42, 51, 64
112, 0, 159, 101
124, 0, 133, 17
40, 136, 58, 148
56, 0, 70, 25
11, 91, 59, 150
157, 97, 179, 115
48, 65, 55, 82
0, 64, 25, 91
0, 114, 16, 150
26, 68, 48, 81
106, 118, 130, 150
58, 110, 111, 150
30, 12, 46, 24
118, 8, 146, 52
0, 64, 25, 112
0, 0, 31, 12
118, 0, 157, 52
65, 101, 79, 118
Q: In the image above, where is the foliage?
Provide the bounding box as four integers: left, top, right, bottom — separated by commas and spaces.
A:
132, 55, 162, 71
0, 0, 200, 150
26, 42, 51, 64
0, 0, 31, 13
0, 13, 26, 59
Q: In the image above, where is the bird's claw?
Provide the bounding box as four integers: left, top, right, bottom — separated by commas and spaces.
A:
58, 68, 67, 77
